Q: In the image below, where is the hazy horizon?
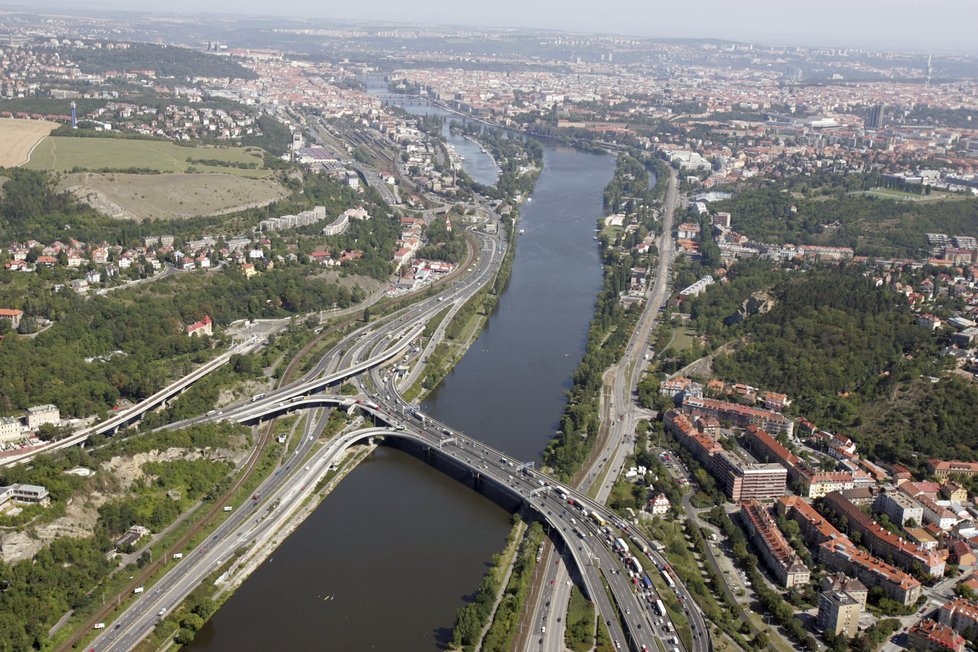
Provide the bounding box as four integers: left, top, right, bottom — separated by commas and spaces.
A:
8, 0, 978, 55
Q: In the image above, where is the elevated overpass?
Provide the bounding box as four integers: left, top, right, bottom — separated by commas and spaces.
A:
1, 322, 423, 468
0, 337, 260, 467
178, 392, 701, 652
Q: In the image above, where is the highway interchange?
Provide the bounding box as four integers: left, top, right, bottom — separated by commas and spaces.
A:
81, 175, 711, 652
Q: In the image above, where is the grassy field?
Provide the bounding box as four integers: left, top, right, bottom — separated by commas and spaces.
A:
663, 326, 697, 354
0, 118, 58, 167
57, 171, 289, 221
851, 187, 967, 202
26, 136, 273, 178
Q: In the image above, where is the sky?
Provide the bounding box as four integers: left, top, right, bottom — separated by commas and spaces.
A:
20, 0, 978, 55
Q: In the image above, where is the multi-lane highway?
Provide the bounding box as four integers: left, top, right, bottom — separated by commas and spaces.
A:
81, 173, 711, 652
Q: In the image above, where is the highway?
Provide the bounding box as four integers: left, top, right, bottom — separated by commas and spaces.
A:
0, 336, 264, 468
525, 168, 710, 652
82, 169, 710, 652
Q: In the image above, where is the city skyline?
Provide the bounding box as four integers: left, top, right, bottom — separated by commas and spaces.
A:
12, 0, 978, 55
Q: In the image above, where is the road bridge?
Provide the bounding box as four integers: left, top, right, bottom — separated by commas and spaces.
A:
173, 389, 703, 652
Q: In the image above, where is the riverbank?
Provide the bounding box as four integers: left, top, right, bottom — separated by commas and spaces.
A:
212, 441, 376, 600
186, 122, 612, 651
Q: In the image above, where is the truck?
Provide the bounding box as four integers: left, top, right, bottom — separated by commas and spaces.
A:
662, 568, 676, 589
614, 537, 628, 554
641, 575, 653, 590
250, 393, 265, 402
656, 599, 668, 617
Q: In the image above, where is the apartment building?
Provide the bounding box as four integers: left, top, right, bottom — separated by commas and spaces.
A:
820, 573, 868, 609
825, 492, 945, 578
819, 540, 922, 607
908, 620, 966, 652
665, 410, 786, 502
875, 489, 924, 527
939, 597, 978, 638
778, 496, 922, 606
741, 500, 810, 588
714, 450, 787, 502
0, 416, 22, 442
817, 591, 861, 638
682, 396, 794, 436
928, 459, 978, 481
917, 493, 959, 531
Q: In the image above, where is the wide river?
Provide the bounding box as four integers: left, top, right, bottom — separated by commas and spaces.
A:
187, 99, 614, 651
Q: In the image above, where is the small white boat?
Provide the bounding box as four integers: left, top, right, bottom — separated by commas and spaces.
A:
519, 229, 526, 235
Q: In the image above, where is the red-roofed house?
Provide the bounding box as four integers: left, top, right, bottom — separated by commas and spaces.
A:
186, 315, 213, 337
0, 308, 23, 329
908, 619, 965, 652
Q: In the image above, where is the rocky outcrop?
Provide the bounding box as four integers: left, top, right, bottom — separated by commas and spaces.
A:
725, 290, 776, 326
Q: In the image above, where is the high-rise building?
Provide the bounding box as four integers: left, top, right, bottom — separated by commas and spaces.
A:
817, 591, 861, 638
865, 104, 884, 130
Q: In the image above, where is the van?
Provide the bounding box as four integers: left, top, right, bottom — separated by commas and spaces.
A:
223, 505, 233, 512
173, 553, 183, 560
94, 623, 106, 630
133, 586, 144, 594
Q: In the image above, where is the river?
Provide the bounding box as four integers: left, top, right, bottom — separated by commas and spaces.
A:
364, 77, 500, 186
187, 97, 614, 651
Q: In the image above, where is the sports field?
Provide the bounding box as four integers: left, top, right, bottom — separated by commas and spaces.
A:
0, 118, 58, 167
25, 136, 273, 178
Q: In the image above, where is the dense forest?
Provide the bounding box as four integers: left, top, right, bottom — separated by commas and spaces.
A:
691, 267, 978, 462
0, 267, 364, 418
711, 270, 934, 425
240, 114, 293, 157
66, 43, 257, 81
415, 214, 467, 263
712, 186, 978, 258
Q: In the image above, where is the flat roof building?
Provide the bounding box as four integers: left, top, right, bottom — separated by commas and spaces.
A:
876, 489, 924, 527
25, 404, 59, 430
715, 451, 787, 502
817, 591, 861, 638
